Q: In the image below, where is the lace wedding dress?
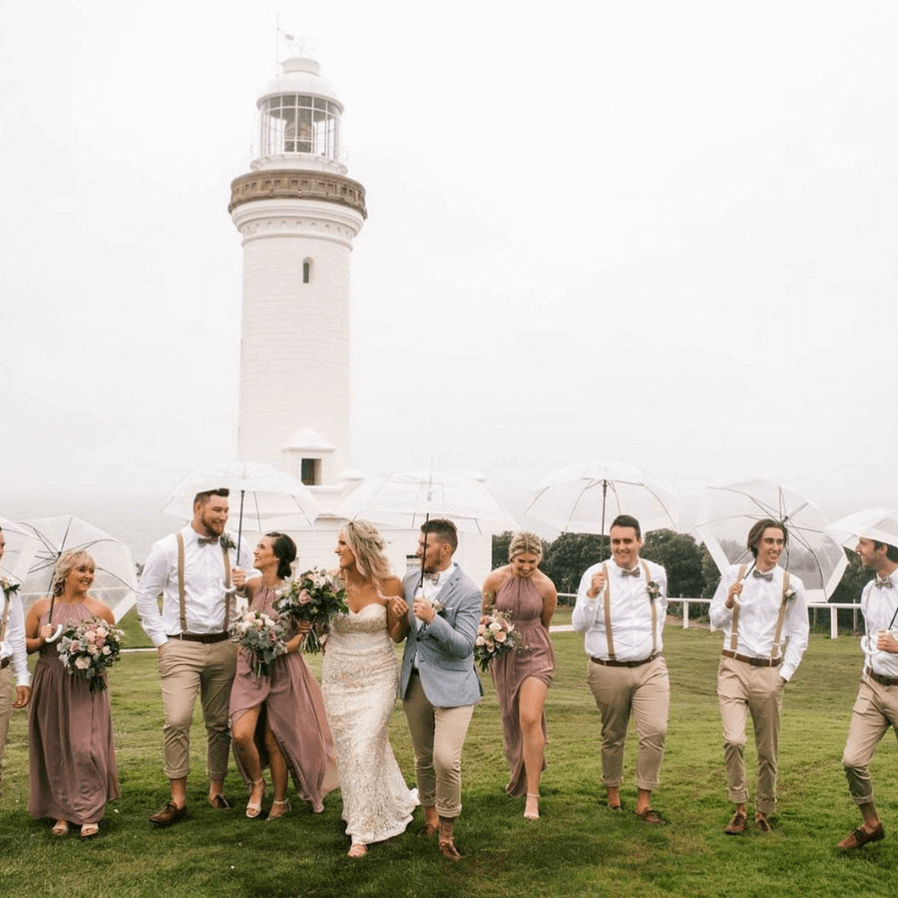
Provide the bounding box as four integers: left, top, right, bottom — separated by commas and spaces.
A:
321, 603, 416, 845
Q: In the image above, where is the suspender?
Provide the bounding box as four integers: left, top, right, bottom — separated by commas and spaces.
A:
730, 565, 791, 661
0, 596, 8, 643
602, 560, 659, 661
176, 532, 232, 634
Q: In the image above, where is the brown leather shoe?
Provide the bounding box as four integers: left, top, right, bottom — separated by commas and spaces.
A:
439, 839, 462, 861
149, 801, 187, 827
837, 823, 885, 849
417, 822, 439, 836
755, 816, 772, 834
636, 808, 668, 825
724, 812, 747, 835
208, 794, 231, 810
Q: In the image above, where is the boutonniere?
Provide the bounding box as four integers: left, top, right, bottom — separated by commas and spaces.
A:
1, 578, 20, 599
783, 586, 796, 601
646, 581, 661, 601
220, 534, 236, 552
429, 599, 446, 615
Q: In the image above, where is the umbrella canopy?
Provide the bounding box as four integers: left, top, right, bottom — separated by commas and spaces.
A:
339, 469, 518, 534
16, 516, 138, 623
0, 517, 39, 588
826, 508, 898, 550
524, 463, 681, 537
162, 461, 323, 538
693, 479, 847, 599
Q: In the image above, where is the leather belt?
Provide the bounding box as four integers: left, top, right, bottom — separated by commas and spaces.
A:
589, 651, 661, 669
167, 632, 229, 644
866, 666, 898, 687
0, 657, 9, 670
722, 650, 782, 668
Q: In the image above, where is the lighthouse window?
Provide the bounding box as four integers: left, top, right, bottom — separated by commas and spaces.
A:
260, 95, 341, 159
303, 258, 313, 283
300, 458, 321, 486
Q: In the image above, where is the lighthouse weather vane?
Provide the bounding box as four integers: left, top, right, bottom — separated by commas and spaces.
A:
276, 19, 317, 65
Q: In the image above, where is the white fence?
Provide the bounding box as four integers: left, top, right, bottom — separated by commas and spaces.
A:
558, 594, 862, 639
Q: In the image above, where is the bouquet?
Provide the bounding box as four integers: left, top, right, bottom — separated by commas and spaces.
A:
474, 607, 517, 672
274, 568, 349, 653
229, 608, 288, 676
56, 616, 124, 693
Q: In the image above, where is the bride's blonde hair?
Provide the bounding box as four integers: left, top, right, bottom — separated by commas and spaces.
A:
343, 520, 391, 585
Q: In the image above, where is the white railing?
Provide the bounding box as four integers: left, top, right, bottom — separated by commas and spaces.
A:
559, 594, 862, 640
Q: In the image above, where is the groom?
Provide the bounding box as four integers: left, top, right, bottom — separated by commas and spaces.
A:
398, 518, 482, 861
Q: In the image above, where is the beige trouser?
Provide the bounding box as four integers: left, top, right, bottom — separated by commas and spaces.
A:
717, 655, 784, 815
158, 638, 237, 781
402, 672, 475, 819
586, 655, 670, 791
842, 674, 898, 805
0, 667, 12, 791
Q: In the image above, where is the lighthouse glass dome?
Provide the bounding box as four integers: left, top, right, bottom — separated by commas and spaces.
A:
259, 94, 341, 159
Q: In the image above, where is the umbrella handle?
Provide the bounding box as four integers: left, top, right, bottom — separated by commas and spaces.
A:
44, 624, 64, 644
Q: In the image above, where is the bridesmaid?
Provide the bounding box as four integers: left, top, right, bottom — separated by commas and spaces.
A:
25, 550, 119, 838
230, 533, 337, 819
482, 532, 557, 820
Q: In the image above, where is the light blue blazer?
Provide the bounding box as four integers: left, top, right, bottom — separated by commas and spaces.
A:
399, 565, 483, 708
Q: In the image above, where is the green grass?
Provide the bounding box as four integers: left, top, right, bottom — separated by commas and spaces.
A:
1, 627, 896, 898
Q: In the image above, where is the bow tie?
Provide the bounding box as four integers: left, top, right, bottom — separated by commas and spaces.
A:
874, 577, 893, 589
197, 536, 220, 546
620, 567, 641, 577
424, 573, 440, 585
752, 570, 773, 581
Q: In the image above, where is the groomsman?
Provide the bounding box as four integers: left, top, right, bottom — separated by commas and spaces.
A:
396, 519, 482, 861
837, 529, 898, 849
136, 489, 249, 826
709, 519, 808, 835
572, 514, 670, 823
0, 525, 31, 794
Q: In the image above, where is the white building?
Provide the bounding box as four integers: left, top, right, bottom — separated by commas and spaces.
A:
229, 54, 492, 582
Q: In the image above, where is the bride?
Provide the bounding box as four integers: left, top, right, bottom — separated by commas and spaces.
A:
321, 520, 416, 857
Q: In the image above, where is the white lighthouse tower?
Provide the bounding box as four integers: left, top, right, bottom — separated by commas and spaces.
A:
229, 56, 366, 491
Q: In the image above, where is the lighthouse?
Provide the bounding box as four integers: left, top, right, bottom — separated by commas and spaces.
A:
229, 56, 366, 490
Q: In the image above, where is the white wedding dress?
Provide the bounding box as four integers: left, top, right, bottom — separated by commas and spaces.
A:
321, 603, 416, 845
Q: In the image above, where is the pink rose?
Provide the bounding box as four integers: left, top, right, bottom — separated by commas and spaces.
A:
298, 589, 312, 605
495, 631, 507, 643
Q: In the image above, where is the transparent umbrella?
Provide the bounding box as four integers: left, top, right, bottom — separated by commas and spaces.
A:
524, 463, 681, 552
17, 515, 138, 635
339, 469, 518, 534
693, 479, 847, 600
162, 460, 323, 555
826, 508, 898, 550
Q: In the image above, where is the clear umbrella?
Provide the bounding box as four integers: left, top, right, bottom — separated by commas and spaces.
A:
339, 469, 518, 534
693, 479, 847, 600
161, 460, 323, 555
17, 515, 138, 635
524, 463, 681, 548
826, 508, 898, 550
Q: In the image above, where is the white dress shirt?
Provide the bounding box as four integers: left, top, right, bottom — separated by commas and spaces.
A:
860, 574, 898, 679
135, 526, 252, 647
709, 564, 809, 682
572, 557, 668, 662
1, 592, 31, 687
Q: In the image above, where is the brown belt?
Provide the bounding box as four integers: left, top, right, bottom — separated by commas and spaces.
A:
590, 651, 661, 669
722, 650, 782, 668
0, 657, 9, 670
866, 666, 898, 687
167, 632, 229, 644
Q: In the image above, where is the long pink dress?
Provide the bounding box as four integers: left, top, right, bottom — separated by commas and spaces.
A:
28, 601, 119, 825
228, 585, 338, 812
491, 576, 555, 796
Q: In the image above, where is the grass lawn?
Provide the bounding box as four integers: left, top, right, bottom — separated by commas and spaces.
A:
1, 623, 896, 898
